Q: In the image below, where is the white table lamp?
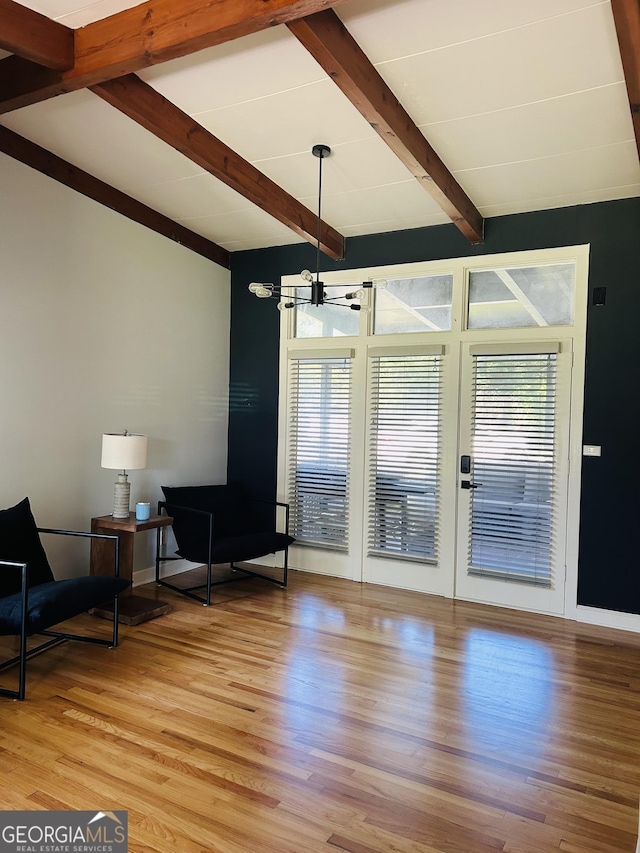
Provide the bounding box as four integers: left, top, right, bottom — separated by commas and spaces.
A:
101, 431, 148, 519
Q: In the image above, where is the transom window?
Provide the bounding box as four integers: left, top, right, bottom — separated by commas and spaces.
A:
468, 263, 574, 329
374, 274, 453, 334
286, 257, 576, 339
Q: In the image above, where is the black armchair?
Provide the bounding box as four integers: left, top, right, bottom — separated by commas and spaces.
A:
155, 484, 294, 605
0, 497, 130, 700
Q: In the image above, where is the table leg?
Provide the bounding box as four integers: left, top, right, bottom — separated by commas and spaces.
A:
89, 520, 170, 625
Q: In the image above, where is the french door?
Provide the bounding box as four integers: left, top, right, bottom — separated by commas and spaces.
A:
454, 341, 573, 613
286, 339, 573, 612
361, 345, 456, 596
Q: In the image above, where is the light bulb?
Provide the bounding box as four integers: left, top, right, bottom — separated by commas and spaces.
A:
346, 288, 367, 301
248, 282, 273, 298
300, 269, 314, 282
372, 278, 387, 289
277, 301, 295, 311
249, 282, 274, 298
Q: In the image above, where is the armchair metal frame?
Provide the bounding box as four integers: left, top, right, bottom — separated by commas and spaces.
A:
0, 528, 121, 701
155, 498, 290, 606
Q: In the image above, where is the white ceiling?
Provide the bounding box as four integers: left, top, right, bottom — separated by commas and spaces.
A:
1, 0, 638, 254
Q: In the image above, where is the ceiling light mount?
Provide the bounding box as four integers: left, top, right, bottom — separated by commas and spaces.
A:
312, 143, 331, 159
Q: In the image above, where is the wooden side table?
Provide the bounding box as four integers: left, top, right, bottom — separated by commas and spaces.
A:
90, 512, 173, 626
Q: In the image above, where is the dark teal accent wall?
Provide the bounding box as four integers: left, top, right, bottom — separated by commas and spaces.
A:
229, 198, 640, 615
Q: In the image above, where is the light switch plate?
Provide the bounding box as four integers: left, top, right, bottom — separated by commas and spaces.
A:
583, 445, 601, 457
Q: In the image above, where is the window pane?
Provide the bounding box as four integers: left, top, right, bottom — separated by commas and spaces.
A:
374, 275, 453, 334
468, 263, 574, 329
294, 285, 360, 338
468, 353, 557, 586
288, 358, 351, 550
368, 354, 441, 561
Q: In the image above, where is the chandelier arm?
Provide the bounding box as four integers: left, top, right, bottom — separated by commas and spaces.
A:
272, 292, 314, 303
321, 296, 361, 306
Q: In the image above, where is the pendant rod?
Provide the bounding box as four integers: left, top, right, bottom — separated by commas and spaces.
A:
312, 144, 330, 287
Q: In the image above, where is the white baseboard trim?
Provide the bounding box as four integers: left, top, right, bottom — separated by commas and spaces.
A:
573, 604, 640, 634
133, 559, 199, 588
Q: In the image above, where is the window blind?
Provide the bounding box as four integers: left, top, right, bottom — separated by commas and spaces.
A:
367, 353, 442, 561
287, 357, 351, 550
468, 352, 557, 586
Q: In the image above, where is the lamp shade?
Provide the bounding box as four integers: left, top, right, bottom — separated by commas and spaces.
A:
101, 433, 147, 471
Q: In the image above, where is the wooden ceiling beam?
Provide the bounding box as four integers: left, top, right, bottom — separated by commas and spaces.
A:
610, 0, 640, 159
0, 0, 74, 70
91, 74, 345, 260
288, 9, 484, 245
0, 125, 230, 267
0, 0, 348, 114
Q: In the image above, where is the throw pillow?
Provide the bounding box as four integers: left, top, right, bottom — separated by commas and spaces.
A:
0, 498, 55, 598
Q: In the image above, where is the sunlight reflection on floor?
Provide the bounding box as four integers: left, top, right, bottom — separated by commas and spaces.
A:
462, 627, 555, 758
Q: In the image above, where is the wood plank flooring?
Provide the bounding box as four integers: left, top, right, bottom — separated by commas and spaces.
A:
1, 569, 639, 852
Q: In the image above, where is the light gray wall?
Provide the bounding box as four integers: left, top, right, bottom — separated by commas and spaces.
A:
0, 153, 230, 576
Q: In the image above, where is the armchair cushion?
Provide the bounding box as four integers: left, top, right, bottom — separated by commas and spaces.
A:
0, 498, 54, 597
0, 575, 130, 636
178, 531, 294, 565
162, 484, 243, 541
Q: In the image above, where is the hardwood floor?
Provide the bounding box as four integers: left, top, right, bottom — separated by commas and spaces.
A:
1, 569, 639, 853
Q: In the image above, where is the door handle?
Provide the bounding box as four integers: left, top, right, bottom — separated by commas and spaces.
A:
461, 480, 482, 489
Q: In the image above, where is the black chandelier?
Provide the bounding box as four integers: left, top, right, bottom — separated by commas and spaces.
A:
248, 145, 382, 312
